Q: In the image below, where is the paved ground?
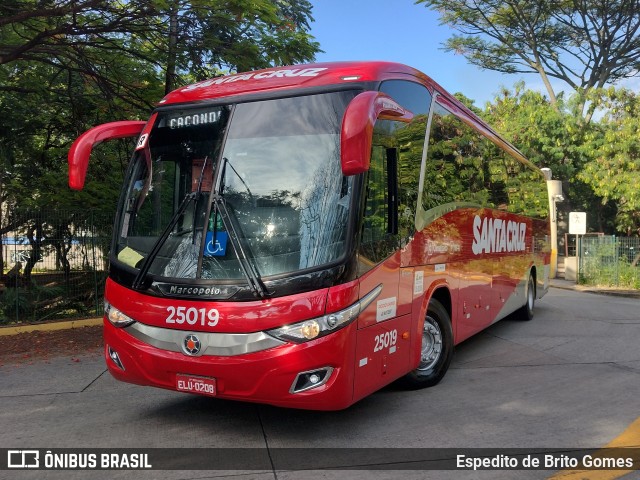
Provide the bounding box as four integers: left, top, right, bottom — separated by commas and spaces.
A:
0, 285, 639, 480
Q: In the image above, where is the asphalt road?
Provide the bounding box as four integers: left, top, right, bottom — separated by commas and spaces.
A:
1, 286, 639, 480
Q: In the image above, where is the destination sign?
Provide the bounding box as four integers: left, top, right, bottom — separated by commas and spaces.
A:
166, 110, 222, 129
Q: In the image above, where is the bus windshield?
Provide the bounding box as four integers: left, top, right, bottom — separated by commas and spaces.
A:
114, 91, 358, 284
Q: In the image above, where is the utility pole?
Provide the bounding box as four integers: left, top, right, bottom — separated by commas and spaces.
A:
541, 168, 564, 279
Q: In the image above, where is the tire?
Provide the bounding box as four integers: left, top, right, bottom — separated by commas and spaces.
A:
516, 274, 535, 321
397, 298, 453, 390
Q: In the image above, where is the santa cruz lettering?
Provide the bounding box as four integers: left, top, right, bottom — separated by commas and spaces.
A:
471, 215, 527, 255
181, 67, 328, 92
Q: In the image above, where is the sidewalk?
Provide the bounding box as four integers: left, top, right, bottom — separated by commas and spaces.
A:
0, 317, 102, 336
550, 278, 640, 298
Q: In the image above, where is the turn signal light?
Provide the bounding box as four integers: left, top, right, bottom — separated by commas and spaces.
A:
104, 301, 136, 327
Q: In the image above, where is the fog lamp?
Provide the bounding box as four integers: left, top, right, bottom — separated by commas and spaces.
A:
107, 346, 125, 370
290, 367, 334, 393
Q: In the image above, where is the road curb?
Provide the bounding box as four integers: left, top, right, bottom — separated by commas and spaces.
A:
550, 283, 640, 299
0, 317, 103, 336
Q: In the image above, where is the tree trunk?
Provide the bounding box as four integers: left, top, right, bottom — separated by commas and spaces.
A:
164, 2, 179, 95
23, 223, 43, 284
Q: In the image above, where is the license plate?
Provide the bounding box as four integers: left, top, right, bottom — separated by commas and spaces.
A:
176, 374, 217, 397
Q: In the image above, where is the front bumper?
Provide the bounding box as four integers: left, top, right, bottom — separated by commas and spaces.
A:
103, 318, 358, 410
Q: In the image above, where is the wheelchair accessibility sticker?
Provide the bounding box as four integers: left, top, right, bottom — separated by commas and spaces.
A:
204, 231, 228, 257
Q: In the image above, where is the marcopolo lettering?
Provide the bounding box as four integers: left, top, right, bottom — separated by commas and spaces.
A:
472, 215, 527, 255
169, 285, 222, 296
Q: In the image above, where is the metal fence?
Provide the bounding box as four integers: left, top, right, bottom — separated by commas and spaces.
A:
579, 235, 640, 289
1, 210, 112, 325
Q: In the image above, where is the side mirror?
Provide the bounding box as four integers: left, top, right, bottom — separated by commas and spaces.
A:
68, 120, 147, 190
340, 91, 414, 176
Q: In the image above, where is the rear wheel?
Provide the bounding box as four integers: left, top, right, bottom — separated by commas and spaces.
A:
397, 298, 453, 390
516, 274, 535, 321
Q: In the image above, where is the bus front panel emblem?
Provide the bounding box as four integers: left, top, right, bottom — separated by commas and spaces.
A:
183, 334, 201, 356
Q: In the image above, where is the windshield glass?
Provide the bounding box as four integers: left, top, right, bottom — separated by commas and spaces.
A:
114, 91, 357, 282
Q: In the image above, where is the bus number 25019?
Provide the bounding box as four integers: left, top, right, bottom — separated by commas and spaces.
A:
374, 329, 398, 352
166, 306, 220, 327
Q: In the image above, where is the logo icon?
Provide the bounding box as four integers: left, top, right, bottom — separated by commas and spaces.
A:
183, 334, 201, 356
8, 450, 39, 469
135, 133, 148, 150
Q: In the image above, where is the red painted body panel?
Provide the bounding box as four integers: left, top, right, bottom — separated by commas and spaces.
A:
353, 314, 413, 400
401, 206, 549, 344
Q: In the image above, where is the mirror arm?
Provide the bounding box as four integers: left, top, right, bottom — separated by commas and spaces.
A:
68, 120, 146, 190
340, 91, 413, 176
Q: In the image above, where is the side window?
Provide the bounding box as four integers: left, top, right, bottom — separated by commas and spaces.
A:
359, 145, 397, 269
358, 81, 431, 272
420, 100, 547, 223
421, 102, 491, 211
486, 147, 510, 210
377, 80, 431, 241
505, 159, 548, 218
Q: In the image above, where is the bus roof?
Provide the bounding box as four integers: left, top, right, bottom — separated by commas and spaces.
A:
159, 61, 431, 105
158, 60, 534, 170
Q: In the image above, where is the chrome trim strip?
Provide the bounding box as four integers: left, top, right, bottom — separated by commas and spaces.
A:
360, 284, 383, 312
125, 322, 285, 357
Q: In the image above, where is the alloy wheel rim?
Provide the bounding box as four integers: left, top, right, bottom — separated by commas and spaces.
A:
418, 316, 442, 371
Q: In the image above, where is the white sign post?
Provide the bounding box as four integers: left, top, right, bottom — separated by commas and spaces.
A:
569, 212, 587, 280
569, 212, 587, 235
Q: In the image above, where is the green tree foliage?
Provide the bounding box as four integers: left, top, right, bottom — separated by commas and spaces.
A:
485, 84, 580, 178
0, 0, 320, 275
483, 83, 620, 232
0, 0, 162, 110
578, 88, 640, 233
417, 0, 640, 121
161, 0, 319, 91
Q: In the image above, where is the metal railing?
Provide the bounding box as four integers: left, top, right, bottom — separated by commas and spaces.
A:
579, 235, 640, 289
1, 210, 112, 325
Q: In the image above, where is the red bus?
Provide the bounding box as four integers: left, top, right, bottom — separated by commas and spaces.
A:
68, 61, 550, 410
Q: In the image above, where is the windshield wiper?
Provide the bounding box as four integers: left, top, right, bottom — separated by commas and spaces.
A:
212, 194, 271, 299
132, 191, 196, 290
191, 156, 209, 244
132, 157, 209, 290
221, 157, 254, 203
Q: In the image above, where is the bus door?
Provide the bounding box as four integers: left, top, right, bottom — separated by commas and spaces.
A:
353, 143, 411, 400
351, 80, 432, 399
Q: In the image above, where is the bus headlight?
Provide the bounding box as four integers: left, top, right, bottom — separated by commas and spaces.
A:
266, 284, 382, 343
104, 301, 136, 327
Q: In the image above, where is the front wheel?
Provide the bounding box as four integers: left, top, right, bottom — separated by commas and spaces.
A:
397, 298, 453, 390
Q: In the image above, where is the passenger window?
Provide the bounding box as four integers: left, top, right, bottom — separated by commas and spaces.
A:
358, 145, 397, 271
420, 100, 547, 225
377, 80, 432, 242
